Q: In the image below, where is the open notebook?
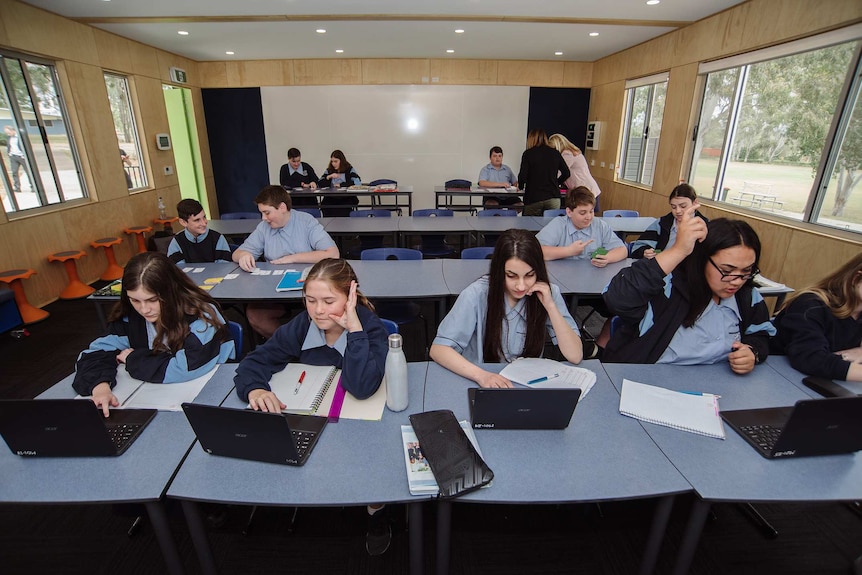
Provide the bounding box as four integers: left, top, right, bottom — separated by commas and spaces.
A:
264, 363, 387, 420
499, 358, 596, 401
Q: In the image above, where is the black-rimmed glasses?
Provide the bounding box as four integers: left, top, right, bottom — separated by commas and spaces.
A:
708, 258, 758, 282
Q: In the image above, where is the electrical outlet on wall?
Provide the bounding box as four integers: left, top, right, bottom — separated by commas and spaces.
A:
163, 166, 174, 176
600, 162, 606, 168
609, 163, 615, 170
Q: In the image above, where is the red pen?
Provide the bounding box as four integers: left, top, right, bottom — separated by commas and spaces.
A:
294, 370, 306, 394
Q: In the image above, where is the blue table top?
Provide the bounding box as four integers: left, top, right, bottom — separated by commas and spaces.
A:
602, 362, 862, 502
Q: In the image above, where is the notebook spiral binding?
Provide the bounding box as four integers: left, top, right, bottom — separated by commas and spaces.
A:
309, 368, 339, 414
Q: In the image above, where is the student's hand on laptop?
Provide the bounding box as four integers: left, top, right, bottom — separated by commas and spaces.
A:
728, 341, 756, 374
92, 382, 119, 417
248, 389, 286, 413
476, 371, 514, 389
237, 252, 257, 272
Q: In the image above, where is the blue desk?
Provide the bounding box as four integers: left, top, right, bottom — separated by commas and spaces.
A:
423, 360, 691, 575
602, 362, 862, 575
0, 366, 236, 574
168, 363, 432, 575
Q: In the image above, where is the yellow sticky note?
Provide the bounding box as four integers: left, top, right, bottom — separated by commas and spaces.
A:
199, 285, 213, 291
204, 277, 223, 285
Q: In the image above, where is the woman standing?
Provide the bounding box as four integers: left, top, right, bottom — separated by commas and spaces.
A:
517, 129, 570, 216
548, 133, 601, 198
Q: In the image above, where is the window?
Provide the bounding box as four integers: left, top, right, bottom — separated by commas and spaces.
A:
689, 25, 862, 233
104, 72, 146, 190
0, 50, 86, 214
619, 72, 668, 187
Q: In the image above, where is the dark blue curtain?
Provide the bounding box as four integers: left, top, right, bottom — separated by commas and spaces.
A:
527, 87, 592, 150
202, 88, 270, 215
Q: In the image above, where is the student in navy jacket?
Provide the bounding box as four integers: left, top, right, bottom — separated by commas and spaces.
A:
630, 183, 709, 259
604, 211, 774, 374
73, 252, 235, 416
771, 253, 862, 382
234, 258, 387, 408
317, 149, 361, 217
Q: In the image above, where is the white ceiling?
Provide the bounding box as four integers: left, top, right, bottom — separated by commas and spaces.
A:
21, 0, 748, 62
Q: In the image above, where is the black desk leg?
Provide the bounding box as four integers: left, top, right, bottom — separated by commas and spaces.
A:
144, 500, 184, 575
409, 501, 424, 575
672, 498, 711, 575
639, 494, 675, 575
94, 300, 107, 329
436, 500, 452, 575
181, 500, 217, 575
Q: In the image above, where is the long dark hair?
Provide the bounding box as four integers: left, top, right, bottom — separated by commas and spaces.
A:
327, 149, 353, 174
682, 218, 761, 327
484, 229, 550, 361
109, 252, 228, 353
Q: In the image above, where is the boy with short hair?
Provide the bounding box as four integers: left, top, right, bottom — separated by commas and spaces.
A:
536, 187, 627, 268
167, 199, 232, 264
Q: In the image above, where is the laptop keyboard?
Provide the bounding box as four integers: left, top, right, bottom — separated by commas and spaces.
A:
292, 429, 317, 458
106, 423, 143, 451
739, 424, 783, 452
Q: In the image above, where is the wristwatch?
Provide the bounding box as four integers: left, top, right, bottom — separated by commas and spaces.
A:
745, 344, 761, 364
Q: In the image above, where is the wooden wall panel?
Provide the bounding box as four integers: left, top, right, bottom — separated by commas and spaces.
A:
562, 62, 593, 87
198, 62, 228, 87
157, 51, 198, 85
294, 59, 361, 85
135, 77, 174, 191
651, 63, 698, 191
92, 28, 133, 73
225, 60, 286, 87
127, 40, 162, 80
497, 61, 564, 87
429, 59, 497, 85
1, 0, 98, 66
362, 59, 429, 84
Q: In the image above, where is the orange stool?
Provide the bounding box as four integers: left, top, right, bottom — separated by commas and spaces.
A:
90, 237, 124, 281
154, 217, 178, 234
124, 225, 152, 254
48, 250, 95, 299
0, 269, 49, 324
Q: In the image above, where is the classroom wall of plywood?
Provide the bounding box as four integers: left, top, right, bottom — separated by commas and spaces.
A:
587, 0, 862, 293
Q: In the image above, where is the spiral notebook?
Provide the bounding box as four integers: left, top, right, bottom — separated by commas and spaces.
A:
266, 363, 341, 415
619, 379, 725, 439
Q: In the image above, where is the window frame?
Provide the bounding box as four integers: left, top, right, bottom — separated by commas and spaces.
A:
103, 70, 148, 192
0, 49, 87, 216
618, 72, 669, 188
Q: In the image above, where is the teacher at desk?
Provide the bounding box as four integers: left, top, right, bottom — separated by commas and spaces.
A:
318, 149, 361, 217
603, 211, 774, 374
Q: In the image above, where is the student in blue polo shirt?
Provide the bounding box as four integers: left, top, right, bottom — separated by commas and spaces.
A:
536, 187, 627, 267
167, 199, 232, 265
478, 145, 522, 208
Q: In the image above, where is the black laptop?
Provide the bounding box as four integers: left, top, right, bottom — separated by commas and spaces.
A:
468, 388, 581, 430
721, 396, 862, 459
181, 403, 327, 466
0, 399, 156, 457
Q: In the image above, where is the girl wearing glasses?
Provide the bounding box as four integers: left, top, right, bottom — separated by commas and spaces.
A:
603, 208, 774, 374
771, 253, 862, 382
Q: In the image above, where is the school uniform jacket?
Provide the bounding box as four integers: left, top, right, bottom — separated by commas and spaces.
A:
630, 211, 709, 259
234, 305, 387, 402
72, 311, 234, 395
603, 257, 773, 364
771, 293, 862, 380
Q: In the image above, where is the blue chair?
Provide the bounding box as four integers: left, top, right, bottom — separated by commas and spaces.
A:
444, 179, 471, 189
368, 179, 399, 213
478, 209, 517, 217
543, 209, 567, 217
220, 212, 260, 220
380, 318, 399, 335
349, 209, 391, 218
227, 320, 245, 361
294, 207, 322, 218
360, 248, 427, 354
602, 209, 639, 218
461, 247, 494, 260
412, 209, 455, 258
0, 285, 23, 334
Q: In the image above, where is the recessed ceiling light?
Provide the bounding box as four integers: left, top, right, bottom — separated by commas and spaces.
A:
555, 52, 563, 56
446, 49, 455, 53
225, 51, 234, 55
455, 29, 464, 34
589, 32, 600, 37
178, 30, 189, 36
335, 49, 344, 53
646, 0, 660, 5
316, 29, 326, 34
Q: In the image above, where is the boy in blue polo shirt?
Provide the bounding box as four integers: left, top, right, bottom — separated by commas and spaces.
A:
167, 199, 232, 265
536, 187, 627, 267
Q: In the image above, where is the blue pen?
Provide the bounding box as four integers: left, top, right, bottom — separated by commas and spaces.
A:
680, 390, 721, 398
527, 373, 559, 385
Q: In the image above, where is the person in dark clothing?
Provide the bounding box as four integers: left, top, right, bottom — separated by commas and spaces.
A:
604, 212, 774, 374
73, 252, 234, 416
167, 198, 232, 264
771, 253, 862, 382
630, 183, 709, 259
279, 147, 319, 208
318, 149, 361, 217
517, 128, 570, 216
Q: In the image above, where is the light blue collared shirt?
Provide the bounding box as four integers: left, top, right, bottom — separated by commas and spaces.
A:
535, 216, 624, 260
302, 320, 348, 356
657, 296, 742, 365
237, 210, 336, 262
